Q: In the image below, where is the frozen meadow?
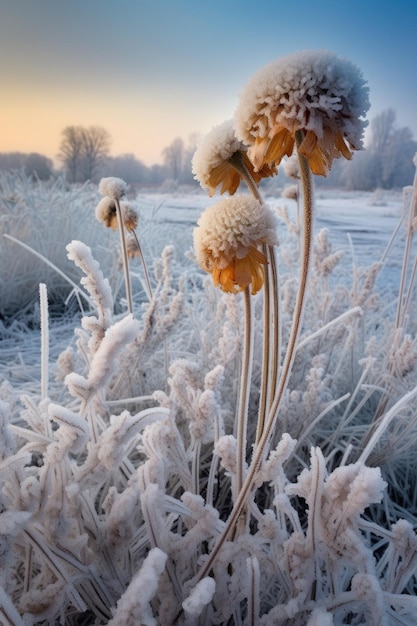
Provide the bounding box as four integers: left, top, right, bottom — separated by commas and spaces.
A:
1, 171, 417, 625
1, 47, 417, 626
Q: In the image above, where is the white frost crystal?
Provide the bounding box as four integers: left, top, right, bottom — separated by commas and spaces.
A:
182, 577, 216, 617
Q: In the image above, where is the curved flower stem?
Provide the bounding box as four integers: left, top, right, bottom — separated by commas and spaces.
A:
228, 151, 263, 203
264, 130, 313, 431
194, 130, 314, 583
235, 286, 253, 497
255, 244, 280, 445
115, 197, 133, 315
39, 283, 49, 407
131, 229, 154, 301
228, 151, 281, 446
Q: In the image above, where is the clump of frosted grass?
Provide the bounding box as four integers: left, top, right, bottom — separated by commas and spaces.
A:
0, 171, 416, 624
0, 171, 116, 318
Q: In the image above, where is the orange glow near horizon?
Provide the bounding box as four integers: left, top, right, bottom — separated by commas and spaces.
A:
1, 84, 213, 167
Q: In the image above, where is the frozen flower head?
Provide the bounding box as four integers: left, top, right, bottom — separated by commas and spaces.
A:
120, 201, 139, 230
96, 198, 138, 231
99, 176, 128, 200
235, 50, 370, 176
126, 233, 140, 258
192, 120, 277, 197
194, 194, 278, 294
282, 184, 298, 201
96, 197, 117, 229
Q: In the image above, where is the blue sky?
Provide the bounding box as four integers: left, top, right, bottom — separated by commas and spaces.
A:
2, 0, 417, 165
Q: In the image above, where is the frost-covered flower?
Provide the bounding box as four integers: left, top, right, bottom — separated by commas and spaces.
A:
121, 201, 139, 230
235, 50, 370, 176
96, 197, 117, 229
99, 176, 128, 199
192, 120, 277, 196
95, 198, 138, 231
126, 233, 140, 259
193, 194, 278, 294
282, 185, 298, 201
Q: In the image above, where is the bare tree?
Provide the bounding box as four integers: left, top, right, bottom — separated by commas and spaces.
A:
58, 125, 111, 183
80, 126, 111, 181
162, 137, 184, 181
58, 126, 84, 183
368, 110, 417, 188
369, 108, 396, 155
0, 152, 53, 180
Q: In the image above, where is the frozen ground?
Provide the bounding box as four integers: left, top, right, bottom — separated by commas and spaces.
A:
135, 187, 405, 289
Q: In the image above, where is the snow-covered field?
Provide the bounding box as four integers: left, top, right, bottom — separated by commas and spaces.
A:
137, 186, 405, 290
1, 173, 417, 625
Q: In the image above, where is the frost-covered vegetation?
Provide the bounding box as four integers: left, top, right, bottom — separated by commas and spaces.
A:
1, 50, 417, 625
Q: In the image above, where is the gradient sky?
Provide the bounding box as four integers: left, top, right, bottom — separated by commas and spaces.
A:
2, 0, 417, 166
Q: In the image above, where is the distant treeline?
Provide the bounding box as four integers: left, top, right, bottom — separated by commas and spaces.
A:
0, 152, 54, 180
1, 110, 415, 190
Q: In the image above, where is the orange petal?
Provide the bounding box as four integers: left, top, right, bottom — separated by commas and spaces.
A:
307, 146, 330, 176
334, 132, 353, 160
265, 128, 294, 166
298, 130, 318, 158
248, 137, 271, 172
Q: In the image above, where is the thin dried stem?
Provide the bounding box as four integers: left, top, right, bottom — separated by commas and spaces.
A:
235, 287, 253, 497
228, 151, 263, 202
130, 229, 153, 300
228, 151, 281, 447
115, 197, 133, 314
39, 283, 49, 407
256, 244, 280, 445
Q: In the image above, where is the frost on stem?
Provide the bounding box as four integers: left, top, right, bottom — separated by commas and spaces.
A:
182, 576, 216, 617
166, 360, 224, 445
285, 449, 387, 592
65, 314, 140, 399
307, 607, 334, 625
46, 403, 89, 460
66, 240, 113, 351
107, 547, 167, 626
0, 400, 16, 461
